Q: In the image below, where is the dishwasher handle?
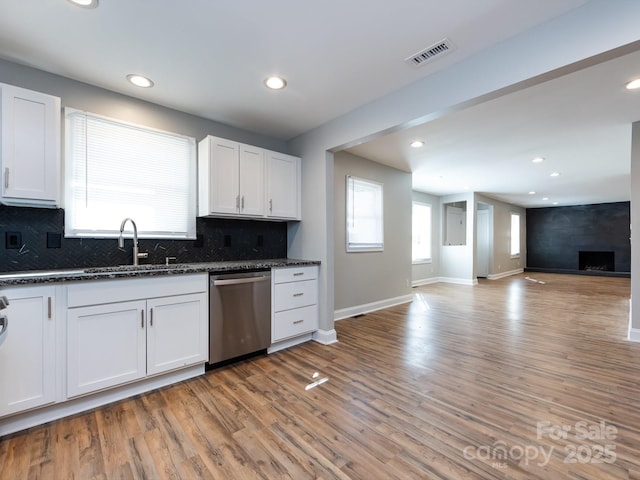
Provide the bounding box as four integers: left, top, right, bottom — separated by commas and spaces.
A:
213, 275, 270, 286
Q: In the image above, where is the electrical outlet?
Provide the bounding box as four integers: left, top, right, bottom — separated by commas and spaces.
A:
5, 232, 21, 249
46, 232, 62, 248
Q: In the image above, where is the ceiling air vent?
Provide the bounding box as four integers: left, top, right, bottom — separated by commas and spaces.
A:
405, 38, 454, 67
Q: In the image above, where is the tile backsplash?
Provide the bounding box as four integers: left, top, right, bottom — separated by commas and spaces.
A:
0, 205, 287, 272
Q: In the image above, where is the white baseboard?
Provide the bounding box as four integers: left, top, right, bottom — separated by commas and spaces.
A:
488, 268, 524, 280
412, 277, 440, 287
334, 294, 413, 321
438, 277, 478, 286
313, 329, 338, 345
629, 328, 640, 342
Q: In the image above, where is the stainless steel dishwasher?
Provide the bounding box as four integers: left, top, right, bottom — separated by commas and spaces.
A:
209, 270, 271, 364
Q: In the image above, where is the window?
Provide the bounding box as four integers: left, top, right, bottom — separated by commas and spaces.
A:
510, 212, 521, 257
346, 176, 383, 252
412, 202, 432, 262
64, 108, 196, 239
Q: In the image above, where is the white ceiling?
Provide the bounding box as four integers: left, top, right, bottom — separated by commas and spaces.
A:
2, 0, 637, 208
346, 47, 640, 207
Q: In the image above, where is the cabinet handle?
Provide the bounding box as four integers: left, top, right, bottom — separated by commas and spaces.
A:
293, 272, 304, 277
4, 168, 8, 189
293, 292, 304, 297
150, 308, 153, 327
241, 196, 245, 210
269, 199, 273, 212
293, 319, 304, 325
141, 309, 144, 328
47, 297, 52, 319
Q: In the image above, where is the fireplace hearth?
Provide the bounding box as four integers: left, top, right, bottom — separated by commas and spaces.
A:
579, 251, 615, 272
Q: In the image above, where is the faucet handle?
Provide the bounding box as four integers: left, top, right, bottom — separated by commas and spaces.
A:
137, 252, 149, 260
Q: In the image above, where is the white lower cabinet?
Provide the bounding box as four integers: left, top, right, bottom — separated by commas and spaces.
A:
67, 300, 146, 398
146, 294, 207, 375
271, 266, 319, 351
0, 286, 56, 417
66, 275, 208, 398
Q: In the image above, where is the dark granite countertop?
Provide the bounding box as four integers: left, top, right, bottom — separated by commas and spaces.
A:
0, 258, 320, 287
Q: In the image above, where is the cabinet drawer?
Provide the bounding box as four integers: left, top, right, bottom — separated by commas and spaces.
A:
273, 305, 318, 341
273, 266, 318, 284
274, 279, 318, 312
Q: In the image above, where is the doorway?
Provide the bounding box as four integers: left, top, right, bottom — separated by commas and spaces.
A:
476, 204, 492, 278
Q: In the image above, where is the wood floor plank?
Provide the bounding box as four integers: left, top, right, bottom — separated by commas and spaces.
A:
2, 273, 640, 478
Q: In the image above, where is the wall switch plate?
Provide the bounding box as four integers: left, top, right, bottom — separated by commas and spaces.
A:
5, 232, 21, 249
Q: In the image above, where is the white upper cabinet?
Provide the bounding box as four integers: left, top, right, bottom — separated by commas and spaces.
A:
198, 135, 300, 220
198, 136, 264, 217
239, 143, 265, 216
0, 83, 60, 207
266, 150, 301, 220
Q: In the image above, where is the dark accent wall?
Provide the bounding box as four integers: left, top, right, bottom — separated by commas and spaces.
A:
0, 205, 287, 272
526, 202, 630, 274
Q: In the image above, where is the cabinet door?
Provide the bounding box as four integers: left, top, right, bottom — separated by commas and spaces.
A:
0, 286, 56, 417
0, 84, 60, 205
146, 293, 208, 376
207, 137, 240, 215
239, 144, 265, 216
266, 151, 300, 219
67, 300, 146, 398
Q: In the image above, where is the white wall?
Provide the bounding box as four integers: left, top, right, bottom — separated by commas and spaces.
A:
475, 194, 526, 277
333, 152, 412, 316
412, 191, 440, 285
289, 1, 640, 342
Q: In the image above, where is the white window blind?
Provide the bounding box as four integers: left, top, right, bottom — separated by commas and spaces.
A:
510, 212, 521, 257
64, 108, 196, 239
346, 175, 383, 252
412, 202, 432, 262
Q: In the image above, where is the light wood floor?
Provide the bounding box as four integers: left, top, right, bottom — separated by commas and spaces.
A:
2, 273, 639, 479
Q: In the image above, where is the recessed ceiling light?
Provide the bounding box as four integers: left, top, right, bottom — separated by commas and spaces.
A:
410, 140, 424, 148
625, 78, 640, 90
264, 76, 287, 90
542, 197, 549, 201
528, 191, 536, 195
552, 202, 559, 205
127, 74, 154, 88
67, 0, 98, 8
532, 157, 544, 163
550, 172, 560, 177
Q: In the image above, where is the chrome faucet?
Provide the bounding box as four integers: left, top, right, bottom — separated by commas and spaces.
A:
118, 218, 148, 265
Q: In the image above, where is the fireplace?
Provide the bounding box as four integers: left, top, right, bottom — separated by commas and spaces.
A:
579, 251, 614, 272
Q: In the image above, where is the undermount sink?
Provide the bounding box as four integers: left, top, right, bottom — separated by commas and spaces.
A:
83, 264, 180, 274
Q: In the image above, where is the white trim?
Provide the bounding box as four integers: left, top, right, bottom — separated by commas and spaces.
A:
0, 364, 204, 436
629, 328, 640, 343
313, 329, 338, 345
334, 294, 413, 321
438, 277, 478, 286
412, 277, 440, 287
487, 268, 524, 280
268, 333, 314, 353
